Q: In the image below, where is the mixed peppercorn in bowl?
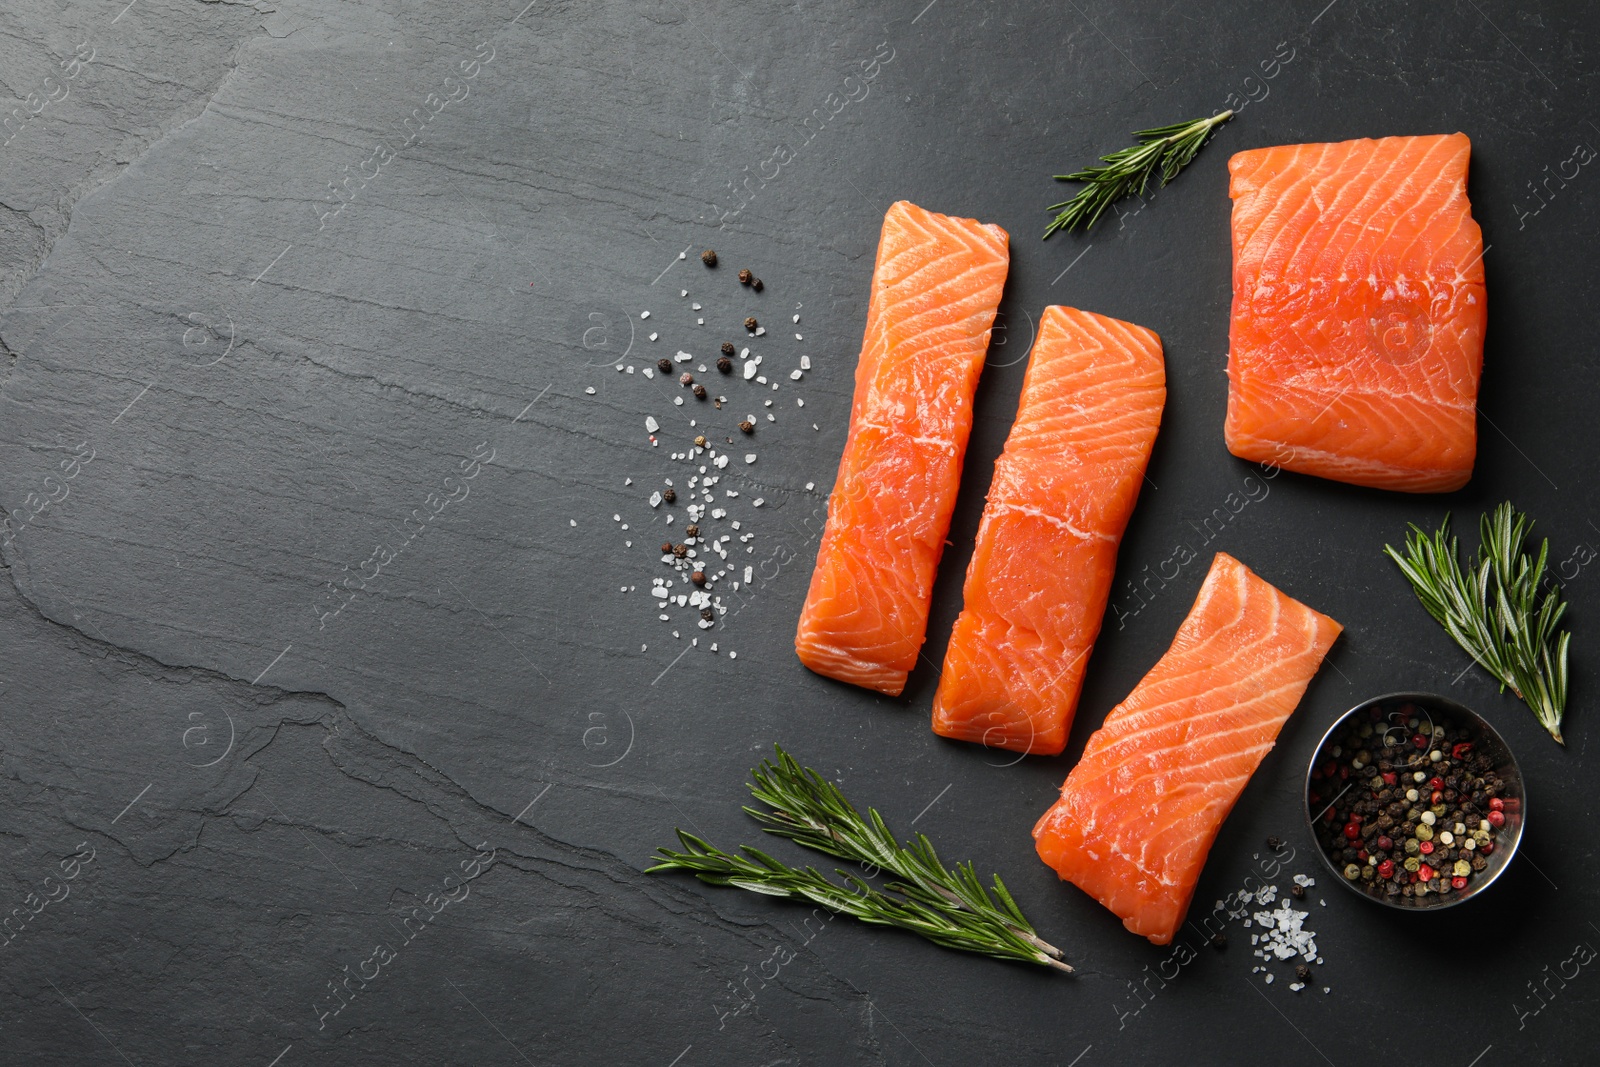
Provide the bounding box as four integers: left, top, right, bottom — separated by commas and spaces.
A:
1303, 692, 1524, 909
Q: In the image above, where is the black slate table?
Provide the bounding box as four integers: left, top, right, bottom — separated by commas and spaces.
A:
0, 1, 1594, 1064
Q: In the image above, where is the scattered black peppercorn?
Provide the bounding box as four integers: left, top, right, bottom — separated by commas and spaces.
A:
752, 278, 763, 292
693, 435, 707, 448
713, 399, 723, 409
701, 249, 717, 267
691, 571, 706, 586
744, 316, 758, 332
1266, 836, 1284, 852
660, 542, 672, 554
679, 372, 694, 386
738, 268, 753, 286
658, 358, 672, 373
672, 543, 688, 558
693, 383, 707, 399
1294, 964, 1312, 983
720, 341, 736, 356
662, 488, 676, 503
685, 524, 700, 538
738, 420, 754, 434
717, 356, 733, 373
1289, 883, 1306, 900
1209, 932, 1227, 949
700, 607, 715, 621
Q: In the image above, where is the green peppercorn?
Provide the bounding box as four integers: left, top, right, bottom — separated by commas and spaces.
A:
1415, 824, 1434, 842
1404, 856, 1421, 873
1343, 863, 1361, 880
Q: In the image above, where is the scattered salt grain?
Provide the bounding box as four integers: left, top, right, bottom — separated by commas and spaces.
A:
677, 350, 693, 362
800, 355, 811, 370
569, 519, 577, 527
743, 361, 757, 380
643, 368, 654, 379
649, 491, 662, 507
585, 387, 596, 394
744, 566, 754, 582
792, 314, 800, 323
745, 454, 757, 464
649, 332, 658, 341
805, 482, 815, 491
752, 498, 764, 507
757, 375, 767, 384
674, 397, 684, 406
797, 398, 805, 407
692, 302, 702, 311
715, 455, 729, 469
790, 369, 803, 380
755, 327, 766, 336
640, 311, 650, 319
680, 289, 688, 297
697, 318, 704, 325
729, 651, 737, 659
795, 333, 803, 341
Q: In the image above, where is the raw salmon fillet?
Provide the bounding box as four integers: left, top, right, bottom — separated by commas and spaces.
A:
1224, 134, 1486, 492
930, 307, 1165, 755
795, 200, 1009, 696
1033, 553, 1341, 944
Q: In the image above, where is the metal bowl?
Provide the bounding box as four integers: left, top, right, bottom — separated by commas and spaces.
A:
1302, 691, 1525, 910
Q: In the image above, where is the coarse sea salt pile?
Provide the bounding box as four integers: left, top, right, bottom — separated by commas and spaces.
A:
1226, 873, 1329, 994
600, 277, 820, 655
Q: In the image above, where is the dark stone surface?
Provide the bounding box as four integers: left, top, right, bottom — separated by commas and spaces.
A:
0, 0, 1594, 1063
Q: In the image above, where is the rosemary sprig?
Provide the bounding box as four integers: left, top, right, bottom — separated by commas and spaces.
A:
648, 747, 1071, 973
1384, 503, 1572, 744
743, 747, 1062, 964
1043, 110, 1233, 238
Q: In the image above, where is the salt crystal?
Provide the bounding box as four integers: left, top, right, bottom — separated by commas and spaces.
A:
585, 386, 596, 394
692, 302, 702, 311
729, 651, 737, 659
616, 365, 623, 372
792, 315, 800, 323
625, 478, 633, 485
697, 318, 704, 325
744, 566, 753, 582
643, 368, 654, 379
752, 498, 764, 507
797, 398, 805, 407
805, 482, 815, 491
740, 347, 750, 359
755, 327, 766, 336
626, 366, 634, 374
641, 311, 650, 319
681, 289, 688, 297
677, 350, 693, 362
744, 454, 756, 464
711, 508, 726, 518
800, 355, 811, 370
790, 369, 803, 380
794, 333, 802, 341
756, 375, 767, 384
649, 332, 658, 341
715, 454, 730, 469
766, 414, 775, 422
1264, 974, 1274, 985
649, 491, 662, 507
674, 397, 683, 406
710, 643, 718, 652
569, 519, 577, 527
659, 614, 669, 621
743, 361, 757, 380
613, 514, 621, 522
731, 521, 741, 529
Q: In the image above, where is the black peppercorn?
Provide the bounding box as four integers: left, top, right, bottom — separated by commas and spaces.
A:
1266, 836, 1284, 852
685, 524, 700, 538
1209, 932, 1227, 949
1295, 964, 1312, 982
717, 356, 732, 373
752, 278, 763, 292
662, 488, 676, 503
693, 383, 707, 399
738, 420, 754, 434
701, 249, 717, 266
744, 316, 758, 331
672, 543, 687, 558
1290, 883, 1306, 900
693, 435, 707, 448
738, 268, 753, 286
721, 341, 736, 356
658, 358, 672, 373
701, 607, 715, 621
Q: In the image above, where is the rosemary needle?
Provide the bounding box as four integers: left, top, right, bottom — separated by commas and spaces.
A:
1384, 502, 1572, 744
648, 746, 1071, 973
1044, 110, 1233, 238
